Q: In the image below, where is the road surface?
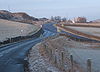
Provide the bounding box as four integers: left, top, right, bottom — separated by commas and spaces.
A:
0, 23, 56, 72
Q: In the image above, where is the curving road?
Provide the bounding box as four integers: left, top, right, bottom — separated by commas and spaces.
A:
0, 23, 56, 72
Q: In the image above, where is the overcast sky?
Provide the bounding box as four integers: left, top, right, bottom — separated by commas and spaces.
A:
0, 0, 100, 21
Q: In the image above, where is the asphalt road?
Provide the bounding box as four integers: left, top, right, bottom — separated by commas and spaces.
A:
0, 23, 56, 72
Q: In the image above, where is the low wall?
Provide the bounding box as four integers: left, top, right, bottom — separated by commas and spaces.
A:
0, 28, 44, 46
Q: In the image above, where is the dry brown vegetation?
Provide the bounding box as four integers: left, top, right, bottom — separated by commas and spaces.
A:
39, 36, 100, 72
55, 24, 100, 41
0, 19, 39, 42
73, 17, 87, 23
27, 34, 100, 72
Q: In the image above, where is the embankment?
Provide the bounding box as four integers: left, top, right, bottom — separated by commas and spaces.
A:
26, 34, 100, 72
0, 26, 44, 46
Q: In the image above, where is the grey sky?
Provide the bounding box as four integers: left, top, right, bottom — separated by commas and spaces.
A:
0, 0, 100, 20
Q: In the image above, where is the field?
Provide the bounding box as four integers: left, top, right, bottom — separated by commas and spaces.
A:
66, 26, 100, 37
66, 23, 100, 27
27, 35, 100, 72
55, 23, 100, 41
75, 23, 100, 26
0, 19, 39, 42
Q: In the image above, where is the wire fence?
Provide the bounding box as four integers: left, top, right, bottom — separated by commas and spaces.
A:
40, 35, 100, 72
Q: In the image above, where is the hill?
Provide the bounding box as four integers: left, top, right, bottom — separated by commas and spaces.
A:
0, 10, 38, 24
0, 10, 13, 20
0, 19, 39, 42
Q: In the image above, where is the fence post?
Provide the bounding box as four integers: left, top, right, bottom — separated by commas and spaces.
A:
49, 49, 52, 61
61, 51, 64, 63
87, 59, 92, 72
61, 51, 66, 71
54, 55, 57, 65
70, 54, 74, 72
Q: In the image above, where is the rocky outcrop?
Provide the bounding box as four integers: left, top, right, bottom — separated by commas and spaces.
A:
0, 10, 38, 24
0, 10, 13, 20
11, 12, 38, 21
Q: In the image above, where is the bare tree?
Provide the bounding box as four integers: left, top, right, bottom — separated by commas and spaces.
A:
74, 17, 87, 23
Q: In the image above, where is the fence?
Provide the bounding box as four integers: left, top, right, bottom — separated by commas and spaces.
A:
41, 39, 94, 72
0, 28, 44, 46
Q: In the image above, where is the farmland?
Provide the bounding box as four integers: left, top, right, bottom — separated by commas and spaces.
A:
69, 23, 100, 26
55, 23, 100, 41
66, 26, 100, 37
0, 19, 39, 42
27, 35, 100, 72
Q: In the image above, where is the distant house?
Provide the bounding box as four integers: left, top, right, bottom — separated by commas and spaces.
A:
73, 17, 87, 23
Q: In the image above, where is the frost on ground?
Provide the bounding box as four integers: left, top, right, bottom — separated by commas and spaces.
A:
27, 35, 100, 72
27, 43, 62, 72
66, 26, 100, 37
0, 19, 39, 42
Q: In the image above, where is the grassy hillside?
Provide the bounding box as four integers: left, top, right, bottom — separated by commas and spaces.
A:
0, 19, 39, 42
